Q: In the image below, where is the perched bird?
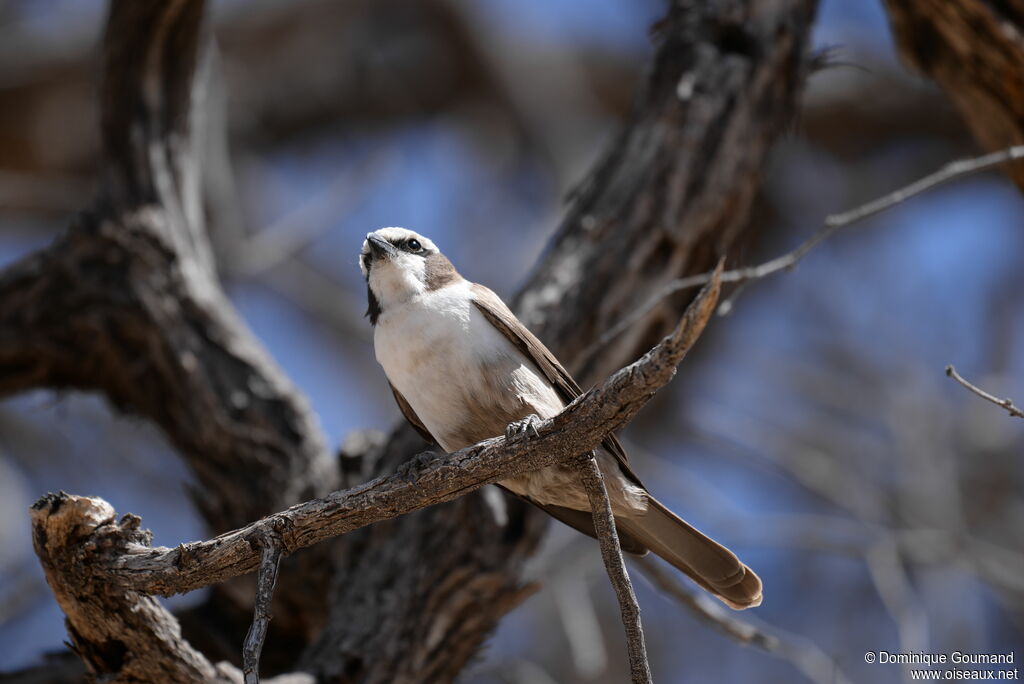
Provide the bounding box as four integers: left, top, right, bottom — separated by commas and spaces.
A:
360, 227, 762, 609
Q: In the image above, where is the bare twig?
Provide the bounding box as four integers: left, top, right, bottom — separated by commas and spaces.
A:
243, 534, 284, 684
945, 365, 1024, 419
578, 454, 651, 684
586, 145, 1024, 356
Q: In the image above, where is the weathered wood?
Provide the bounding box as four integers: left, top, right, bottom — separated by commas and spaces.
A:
30, 493, 235, 683
579, 455, 652, 684
0, 0, 336, 668
884, 0, 1024, 190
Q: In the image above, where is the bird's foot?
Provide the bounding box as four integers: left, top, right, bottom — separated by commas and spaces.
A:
396, 450, 438, 485
505, 414, 543, 444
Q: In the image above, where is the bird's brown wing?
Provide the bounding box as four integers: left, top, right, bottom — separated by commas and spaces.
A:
389, 382, 437, 445
470, 284, 641, 487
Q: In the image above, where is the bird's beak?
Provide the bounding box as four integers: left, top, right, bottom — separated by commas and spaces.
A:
366, 234, 398, 261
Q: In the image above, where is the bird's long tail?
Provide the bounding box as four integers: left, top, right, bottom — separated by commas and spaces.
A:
618, 497, 762, 610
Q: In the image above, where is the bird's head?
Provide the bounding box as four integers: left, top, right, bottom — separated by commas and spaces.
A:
360, 227, 458, 324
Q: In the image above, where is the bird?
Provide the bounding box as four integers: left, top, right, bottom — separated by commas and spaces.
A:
360, 226, 762, 610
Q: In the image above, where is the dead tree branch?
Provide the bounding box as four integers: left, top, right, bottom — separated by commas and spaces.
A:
883, 0, 1024, 191
243, 535, 284, 684
946, 365, 1024, 419
30, 493, 237, 684
0, 0, 335, 531
30, 492, 314, 684
585, 144, 1024, 356
579, 455, 651, 684
0, 0, 337, 656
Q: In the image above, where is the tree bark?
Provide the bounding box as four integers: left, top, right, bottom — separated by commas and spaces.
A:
0, 0, 336, 659
883, 0, 1024, 190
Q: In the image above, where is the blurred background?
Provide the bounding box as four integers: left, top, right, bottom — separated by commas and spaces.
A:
0, 0, 1021, 682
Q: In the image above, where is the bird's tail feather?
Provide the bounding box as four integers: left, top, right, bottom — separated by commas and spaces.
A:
619, 497, 762, 610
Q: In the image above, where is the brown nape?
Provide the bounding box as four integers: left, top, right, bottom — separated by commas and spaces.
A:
423, 252, 461, 291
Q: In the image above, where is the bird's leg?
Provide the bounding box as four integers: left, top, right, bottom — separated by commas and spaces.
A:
505, 414, 543, 443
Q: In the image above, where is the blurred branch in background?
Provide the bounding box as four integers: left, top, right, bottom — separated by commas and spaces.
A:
585, 145, 1024, 359
635, 558, 853, 684
946, 365, 1024, 419
884, 0, 1024, 190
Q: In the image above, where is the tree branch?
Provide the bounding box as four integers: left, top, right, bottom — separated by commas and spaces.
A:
30, 492, 315, 684
635, 557, 853, 684
883, 0, 1024, 191
584, 144, 1024, 357
0, 0, 337, 656
87, 267, 721, 599
30, 493, 237, 683
945, 365, 1024, 419
242, 534, 284, 684
578, 455, 651, 684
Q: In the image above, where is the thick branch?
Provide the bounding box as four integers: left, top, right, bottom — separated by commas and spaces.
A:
30, 493, 236, 683
883, 0, 1024, 190
96, 267, 720, 598
579, 455, 651, 684
1, 0, 336, 664
30, 493, 315, 684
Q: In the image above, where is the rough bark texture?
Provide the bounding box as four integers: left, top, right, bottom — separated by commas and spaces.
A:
30, 493, 236, 684
4, 0, 819, 681
0, 0, 336, 669
884, 0, 1024, 190
304, 1, 819, 681
29, 492, 316, 684
579, 455, 652, 684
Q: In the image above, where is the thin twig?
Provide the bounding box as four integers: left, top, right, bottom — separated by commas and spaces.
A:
945, 365, 1024, 418
584, 145, 1024, 357
578, 454, 652, 684
242, 535, 284, 684
635, 558, 853, 684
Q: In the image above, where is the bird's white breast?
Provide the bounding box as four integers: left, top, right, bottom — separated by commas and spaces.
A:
373, 280, 563, 452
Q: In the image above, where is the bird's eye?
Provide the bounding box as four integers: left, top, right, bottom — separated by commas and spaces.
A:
407, 239, 423, 252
